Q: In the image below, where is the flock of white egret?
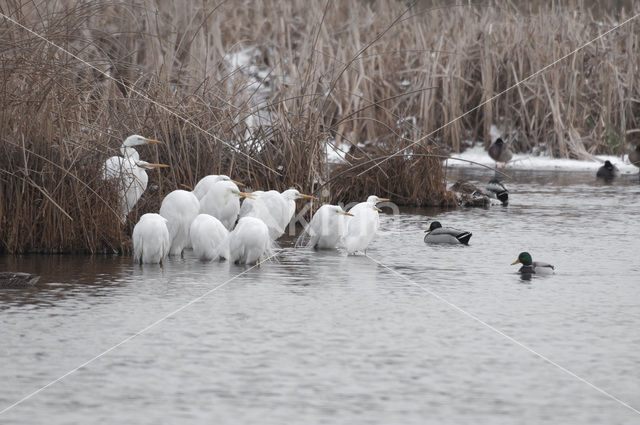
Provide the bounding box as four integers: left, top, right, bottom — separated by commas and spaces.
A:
102, 135, 391, 266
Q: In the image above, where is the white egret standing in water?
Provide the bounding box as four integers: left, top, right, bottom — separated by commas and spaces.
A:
227, 217, 272, 265
239, 189, 314, 239
192, 175, 244, 200
159, 190, 200, 256
189, 214, 229, 261
344, 195, 389, 254
296, 204, 353, 249
199, 180, 254, 230
103, 135, 167, 220
132, 213, 171, 264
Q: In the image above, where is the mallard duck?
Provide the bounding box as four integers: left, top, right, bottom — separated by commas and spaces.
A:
450, 181, 490, 207
424, 221, 472, 245
596, 160, 619, 181
488, 138, 513, 166
628, 145, 640, 172
511, 252, 554, 275
484, 178, 508, 205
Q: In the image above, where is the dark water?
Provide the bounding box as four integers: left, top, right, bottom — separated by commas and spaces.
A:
1, 170, 639, 424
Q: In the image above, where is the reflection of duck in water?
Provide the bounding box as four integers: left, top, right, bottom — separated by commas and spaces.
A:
424, 221, 472, 245
488, 138, 512, 167
596, 160, 619, 181
511, 252, 554, 276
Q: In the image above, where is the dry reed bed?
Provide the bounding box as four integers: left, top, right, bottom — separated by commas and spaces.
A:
0, 0, 638, 253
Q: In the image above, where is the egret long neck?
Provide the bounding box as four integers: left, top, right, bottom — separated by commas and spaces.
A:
120, 146, 140, 161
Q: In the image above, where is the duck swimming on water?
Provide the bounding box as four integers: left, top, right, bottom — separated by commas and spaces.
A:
511, 252, 554, 275
423, 221, 472, 245
596, 160, 619, 181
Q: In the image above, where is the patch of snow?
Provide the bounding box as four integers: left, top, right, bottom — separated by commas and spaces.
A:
446, 143, 638, 174
489, 124, 502, 142
326, 140, 350, 164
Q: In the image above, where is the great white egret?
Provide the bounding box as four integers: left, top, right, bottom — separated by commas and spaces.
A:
189, 214, 229, 261
199, 180, 254, 230
344, 195, 389, 254
159, 190, 200, 256
103, 135, 167, 220
423, 221, 472, 245
227, 217, 273, 265
296, 204, 353, 249
192, 175, 244, 200
239, 189, 314, 239
132, 213, 171, 264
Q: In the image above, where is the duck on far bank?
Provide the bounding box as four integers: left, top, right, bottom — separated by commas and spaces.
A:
596, 160, 619, 181
511, 252, 554, 275
488, 138, 513, 167
423, 221, 472, 245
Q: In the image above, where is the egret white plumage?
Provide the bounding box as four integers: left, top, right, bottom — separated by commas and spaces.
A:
192, 175, 244, 200
227, 217, 272, 265
240, 189, 314, 239
296, 204, 353, 249
199, 180, 254, 230
344, 195, 389, 254
189, 214, 229, 261
159, 190, 200, 256
103, 135, 167, 219
132, 213, 171, 264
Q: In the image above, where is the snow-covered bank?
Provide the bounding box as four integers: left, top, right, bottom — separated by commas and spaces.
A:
446, 144, 639, 174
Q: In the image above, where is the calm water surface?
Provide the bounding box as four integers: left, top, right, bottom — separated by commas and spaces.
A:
1, 169, 639, 424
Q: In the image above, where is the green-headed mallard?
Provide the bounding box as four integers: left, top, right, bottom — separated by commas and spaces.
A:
488, 138, 513, 166
511, 252, 554, 275
424, 221, 472, 245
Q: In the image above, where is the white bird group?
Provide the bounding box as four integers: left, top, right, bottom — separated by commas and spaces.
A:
296, 195, 389, 254
102, 135, 168, 221
105, 136, 391, 267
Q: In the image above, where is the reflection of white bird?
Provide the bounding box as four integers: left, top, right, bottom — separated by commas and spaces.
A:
103, 135, 167, 219
296, 204, 353, 249
239, 189, 314, 239
159, 190, 200, 256
189, 214, 229, 261
344, 195, 389, 254
192, 175, 243, 200
132, 213, 171, 264
227, 217, 272, 265
199, 180, 254, 230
